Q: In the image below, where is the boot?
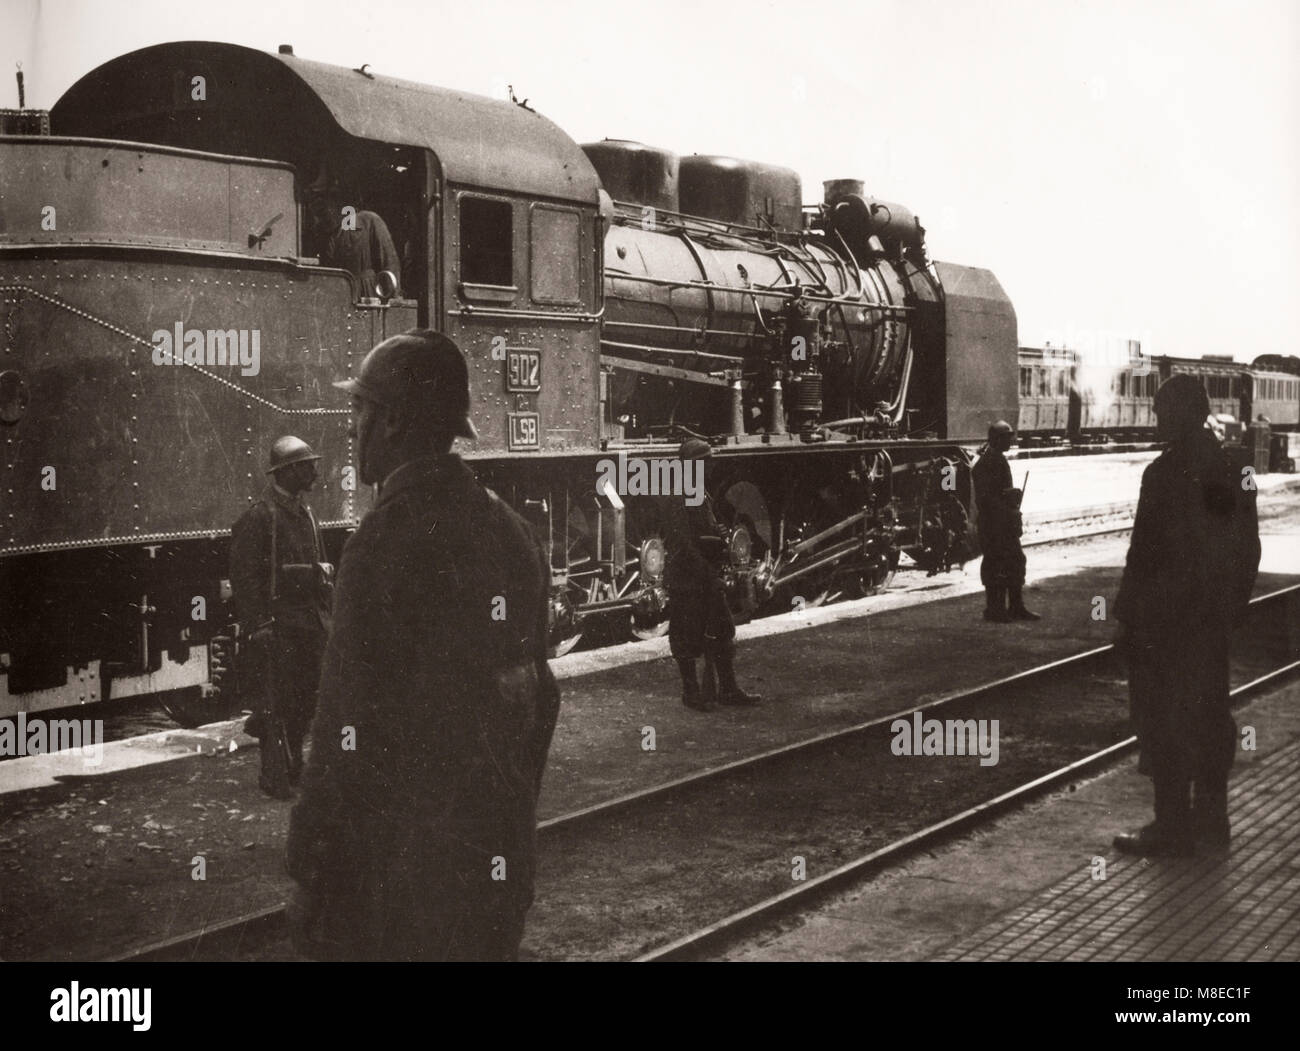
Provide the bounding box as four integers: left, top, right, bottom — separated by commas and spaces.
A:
1192, 776, 1231, 848
1008, 586, 1040, 621
1113, 777, 1193, 856
714, 650, 761, 706
286, 729, 305, 787
258, 717, 294, 800
677, 658, 715, 712
983, 586, 1011, 622
701, 655, 720, 707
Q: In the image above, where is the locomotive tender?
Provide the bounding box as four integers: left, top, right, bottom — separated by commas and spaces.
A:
0, 41, 1017, 720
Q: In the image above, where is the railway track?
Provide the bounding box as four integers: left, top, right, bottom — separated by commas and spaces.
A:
110, 583, 1300, 963
1021, 503, 1135, 547
80, 503, 1141, 747
641, 646, 1299, 961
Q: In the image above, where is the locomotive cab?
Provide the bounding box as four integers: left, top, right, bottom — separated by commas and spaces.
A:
3, 38, 1021, 715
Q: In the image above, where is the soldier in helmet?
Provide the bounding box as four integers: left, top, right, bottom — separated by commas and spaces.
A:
286, 329, 560, 960
229, 436, 332, 799
972, 420, 1038, 622
1113, 374, 1259, 856
664, 438, 762, 711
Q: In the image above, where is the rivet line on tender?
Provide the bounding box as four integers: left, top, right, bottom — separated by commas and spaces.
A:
0, 284, 348, 417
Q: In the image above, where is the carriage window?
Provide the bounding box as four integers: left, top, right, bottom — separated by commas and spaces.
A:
460, 196, 514, 286
1119, 373, 1129, 397
530, 206, 582, 304
1038, 369, 1049, 397
1020, 367, 1032, 397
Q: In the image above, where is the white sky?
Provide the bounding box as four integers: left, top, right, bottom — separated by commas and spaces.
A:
4, 0, 1297, 362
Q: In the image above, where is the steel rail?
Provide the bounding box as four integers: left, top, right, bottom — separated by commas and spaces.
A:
636, 652, 1300, 962
1023, 522, 1135, 547
109, 585, 1298, 962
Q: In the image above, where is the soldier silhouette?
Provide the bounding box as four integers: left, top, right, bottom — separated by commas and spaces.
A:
664, 438, 761, 711
287, 330, 560, 960
1113, 373, 1260, 856
229, 437, 332, 799
973, 420, 1038, 622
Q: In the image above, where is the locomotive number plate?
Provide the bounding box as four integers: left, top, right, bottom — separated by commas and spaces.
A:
508, 412, 541, 451
506, 349, 541, 392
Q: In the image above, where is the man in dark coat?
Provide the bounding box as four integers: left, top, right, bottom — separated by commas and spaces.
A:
1113, 374, 1259, 856
307, 183, 402, 299
972, 420, 1038, 622
286, 329, 560, 960
229, 436, 331, 799
665, 438, 761, 711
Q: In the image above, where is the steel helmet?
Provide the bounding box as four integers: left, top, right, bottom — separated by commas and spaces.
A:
1154, 373, 1211, 420
333, 329, 478, 441
266, 435, 321, 474
988, 420, 1014, 441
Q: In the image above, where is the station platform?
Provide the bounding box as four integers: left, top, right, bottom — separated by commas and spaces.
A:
1, 486, 1298, 961
726, 679, 1300, 962
941, 733, 1300, 962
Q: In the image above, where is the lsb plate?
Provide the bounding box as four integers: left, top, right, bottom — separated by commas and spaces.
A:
507, 412, 541, 451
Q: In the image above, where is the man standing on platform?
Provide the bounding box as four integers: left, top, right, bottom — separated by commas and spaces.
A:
286, 329, 560, 960
665, 438, 762, 711
1113, 374, 1260, 856
229, 436, 332, 799
973, 420, 1038, 622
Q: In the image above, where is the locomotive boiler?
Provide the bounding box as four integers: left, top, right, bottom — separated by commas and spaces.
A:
0, 41, 1017, 723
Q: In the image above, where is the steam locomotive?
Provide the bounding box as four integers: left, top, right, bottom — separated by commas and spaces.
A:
0, 41, 1019, 722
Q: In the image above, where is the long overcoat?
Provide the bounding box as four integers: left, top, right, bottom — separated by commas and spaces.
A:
286, 455, 560, 960
1114, 431, 1260, 782
664, 494, 735, 659
228, 485, 331, 638
972, 446, 1025, 588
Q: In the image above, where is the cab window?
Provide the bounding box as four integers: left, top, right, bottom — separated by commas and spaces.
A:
530, 205, 582, 304
460, 196, 514, 287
